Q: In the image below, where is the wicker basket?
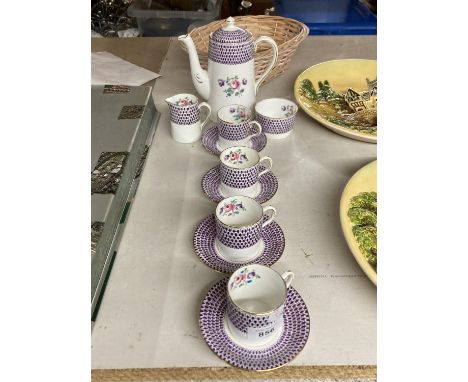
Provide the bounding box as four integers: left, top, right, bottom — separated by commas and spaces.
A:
180, 15, 309, 86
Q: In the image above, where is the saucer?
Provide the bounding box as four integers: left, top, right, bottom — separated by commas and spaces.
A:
202, 125, 267, 156
199, 278, 310, 371
193, 214, 285, 274
202, 165, 278, 204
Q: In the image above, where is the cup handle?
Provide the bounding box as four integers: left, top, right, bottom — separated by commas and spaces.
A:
198, 102, 211, 130
261, 205, 276, 228
247, 121, 262, 141
258, 156, 273, 177
281, 271, 294, 288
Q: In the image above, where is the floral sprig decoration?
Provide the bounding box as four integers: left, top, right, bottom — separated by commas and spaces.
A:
218, 75, 248, 97
224, 148, 248, 165
219, 198, 246, 217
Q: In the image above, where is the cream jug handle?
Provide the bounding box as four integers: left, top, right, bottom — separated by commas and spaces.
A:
253, 36, 279, 94
198, 102, 212, 130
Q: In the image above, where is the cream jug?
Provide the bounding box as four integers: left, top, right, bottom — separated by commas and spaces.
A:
178, 17, 279, 122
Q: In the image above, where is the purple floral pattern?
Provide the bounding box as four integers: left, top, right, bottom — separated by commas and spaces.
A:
174, 96, 195, 106
223, 148, 248, 165
219, 76, 247, 97
281, 105, 295, 117
219, 198, 246, 217
199, 278, 310, 370
228, 106, 250, 122
229, 267, 260, 291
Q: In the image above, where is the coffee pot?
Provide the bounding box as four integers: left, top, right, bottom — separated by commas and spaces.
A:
178, 17, 278, 122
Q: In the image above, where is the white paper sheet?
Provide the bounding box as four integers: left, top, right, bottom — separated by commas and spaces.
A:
91, 51, 161, 86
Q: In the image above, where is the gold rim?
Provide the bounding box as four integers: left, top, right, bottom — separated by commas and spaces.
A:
255, 98, 298, 120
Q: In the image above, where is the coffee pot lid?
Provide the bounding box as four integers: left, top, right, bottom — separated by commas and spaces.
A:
210, 17, 251, 44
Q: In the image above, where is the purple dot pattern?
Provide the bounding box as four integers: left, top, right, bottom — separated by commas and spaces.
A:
168, 103, 200, 125
226, 299, 275, 334
201, 165, 278, 204
215, 218, 262, 250
193, 214, 285, 274
218, 120, 256, 141
199, 278, 310, 370
209, 40, 254, 65
202, 125, 267, 156
211, 28, 251, 44
255, 112, 296, 135
220, 162, 259, 189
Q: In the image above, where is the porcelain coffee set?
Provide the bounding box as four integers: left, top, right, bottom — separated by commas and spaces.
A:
164, 17, 310, 371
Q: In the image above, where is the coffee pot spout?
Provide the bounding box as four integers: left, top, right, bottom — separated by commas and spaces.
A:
178, 34, 210, 100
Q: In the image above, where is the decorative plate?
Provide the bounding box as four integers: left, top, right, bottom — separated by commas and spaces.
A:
199, 278, 310, 371
202, 125, 267, 156
202, 165, 278, 204
294, 59, 377, 143
193, 214, 285, 274
339, 160, 377, 285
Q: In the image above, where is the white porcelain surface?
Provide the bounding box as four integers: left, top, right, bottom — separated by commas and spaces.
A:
170, 122, 202, 143
214, 238, 263, 263
217, 136, 252, 151
255, 98, 298, 118
265, 131, 292, 140
215, 196, 274, 227
219, 181, 261, 198
226, 264, 294, 345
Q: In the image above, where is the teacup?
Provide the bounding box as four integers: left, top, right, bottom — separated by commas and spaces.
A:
217, 105, 262, 150
166, 93, 211, 143
219, 146, 272, 198
215, 196, 276, 262
226, 264, 294, 347
255, 98, 298, 139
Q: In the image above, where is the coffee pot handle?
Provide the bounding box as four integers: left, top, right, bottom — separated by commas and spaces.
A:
253, 36, 279, 94
198, 102, 212, 130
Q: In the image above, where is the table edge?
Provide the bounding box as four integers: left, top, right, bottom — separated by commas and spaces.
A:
91, 365, 376, 381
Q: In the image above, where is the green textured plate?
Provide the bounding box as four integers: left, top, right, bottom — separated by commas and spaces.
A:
340, 160, 377, 285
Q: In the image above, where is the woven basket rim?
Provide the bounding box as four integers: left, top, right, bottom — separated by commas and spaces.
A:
188, 15, 309, 53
